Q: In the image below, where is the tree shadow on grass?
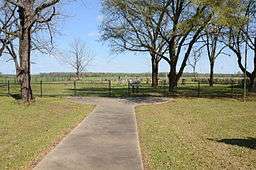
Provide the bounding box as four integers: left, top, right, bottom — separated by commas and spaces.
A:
10, 94, 22, 100
208, 137, 256, 149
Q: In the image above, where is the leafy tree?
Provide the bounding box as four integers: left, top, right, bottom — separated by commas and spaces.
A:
101, 0, 168, 88
101, 0, 243, 92
144, 0, 212, 91
222, 0, 256, 90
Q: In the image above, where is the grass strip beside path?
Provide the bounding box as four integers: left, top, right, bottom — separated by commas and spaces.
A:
0, 97, 94, 170
136, 98, 256, 169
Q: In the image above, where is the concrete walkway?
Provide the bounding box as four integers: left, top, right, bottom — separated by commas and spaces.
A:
34, 97, 169, 170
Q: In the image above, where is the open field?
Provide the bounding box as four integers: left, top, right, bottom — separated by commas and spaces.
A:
0, 73, 244, 84
136, 98, 256, 169
0, 73, 250, 99
0, 97, 94, 169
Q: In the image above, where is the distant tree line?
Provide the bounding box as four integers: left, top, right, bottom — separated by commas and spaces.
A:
37, 72, 245, 78
0, 72, 244, 79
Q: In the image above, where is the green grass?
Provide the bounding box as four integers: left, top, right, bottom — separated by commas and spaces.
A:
136, 98, 256, 169
0, 97, 94, 170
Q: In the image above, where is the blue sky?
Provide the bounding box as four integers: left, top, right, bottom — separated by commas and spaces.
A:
0, 0, 252, 74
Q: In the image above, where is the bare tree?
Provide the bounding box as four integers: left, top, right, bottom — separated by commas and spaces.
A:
0, 0, 60, 102
62, 39, 93, 80
188, 48, 201, 80
0, 1, 17, 56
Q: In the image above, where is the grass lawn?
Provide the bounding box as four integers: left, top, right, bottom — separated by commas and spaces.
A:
136, 98, 256, 169
0, 97, 94, 170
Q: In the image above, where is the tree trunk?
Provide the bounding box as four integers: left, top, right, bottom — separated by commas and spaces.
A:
151, 57, 159, 88
17, 8, 33, 102
76, 70, 80, 80
252, 38, 256, 91
209, 61, 214, 87
168, 66, 177, 92
248, 75, 256, 91
193, 67, 196, 80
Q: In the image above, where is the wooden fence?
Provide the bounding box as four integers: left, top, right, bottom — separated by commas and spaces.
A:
0, 80, 245, 98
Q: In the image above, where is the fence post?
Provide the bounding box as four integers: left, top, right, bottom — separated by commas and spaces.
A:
7, 80, 10, 95
40, 80, 43, 97
74, 81, 77, 96
108, 80, 111, 96
197, 81, 200, 98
